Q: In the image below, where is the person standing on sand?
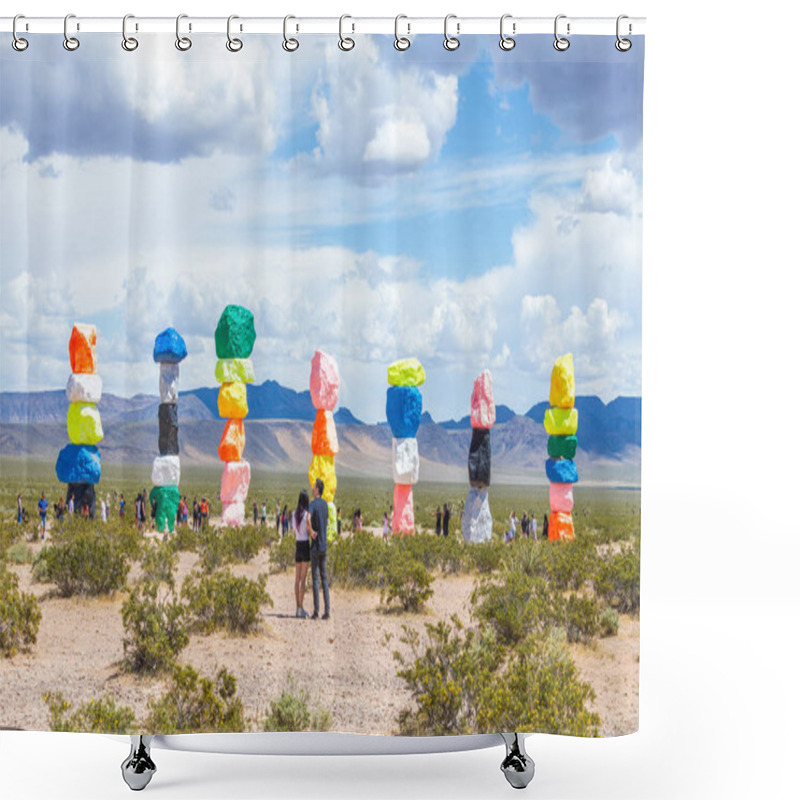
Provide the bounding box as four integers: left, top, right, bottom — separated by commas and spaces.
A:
260, 501, 267, 526
530, 513, 538, 541
435, 506, 442, 536
292, 489, 311, 618
308, 479, 330, 620
119, 494, 125, 519
16, 493, 23, 524
542, 513, 548, 541
37, 492, 48, 539
382, 512, 389, 539
253, 500, 259, 525
282, 505, 289, 538
443, 503, 451, 537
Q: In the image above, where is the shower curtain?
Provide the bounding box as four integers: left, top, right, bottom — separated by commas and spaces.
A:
0, 28, 643, 739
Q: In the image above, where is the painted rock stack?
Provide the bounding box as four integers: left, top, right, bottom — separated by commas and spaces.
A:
308, 350, 339, 503
387, 358, 425, 535
151, 328, 187, 533
544, 353, 579, 541
56, 323, 102, 517
216, 305, 256, 527
462, 369, 494, 543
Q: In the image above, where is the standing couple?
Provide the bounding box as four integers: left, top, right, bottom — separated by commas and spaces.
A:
292, 478, 331, 620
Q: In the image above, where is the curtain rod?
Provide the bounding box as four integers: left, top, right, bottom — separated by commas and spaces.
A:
0, 16, 646, 36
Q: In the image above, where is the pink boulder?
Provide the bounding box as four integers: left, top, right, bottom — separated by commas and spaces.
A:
220, 460, 251, 503
310, 350, 340, 411
549, 482, 574, 514
470, 369, 496, 429
392, 483, 415, 534
221, 501, 245, 527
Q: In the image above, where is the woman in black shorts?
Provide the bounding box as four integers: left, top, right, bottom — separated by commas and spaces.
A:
292, 489, 311, 618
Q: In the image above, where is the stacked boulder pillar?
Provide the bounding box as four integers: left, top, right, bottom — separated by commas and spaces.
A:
308, 350, 340, 505
215, 305, 256, 527
151, 328, 187, 534
387, 358, 425, 535
544, 353, 579, 541
56, 323, 102, 517
462, 370, 495, 543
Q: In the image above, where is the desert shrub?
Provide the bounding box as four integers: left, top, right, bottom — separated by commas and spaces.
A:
599, 606, 619, 637
144, 664, 246, 734
199, 525, 264, 573
467, 541, 504, 574
263, 676, 332, 732
0, 564, 42, 657
173, 524, 199, 552
327, 530, 388, 589
394, 616, 503, 735
473, 630, 601, 737
269, 533, 296, 574
121, 553, 187, 673
380, 555, 433, 612
5, 542, 35, 564
182, 569, 272, 634
32, 527, 129, 597
471, 568, 563, 646
595, 546, 640, 614
43, 691, 137, 733
512, 537, 598, 591
394, 618, 600, 737
564, 594, 600, 644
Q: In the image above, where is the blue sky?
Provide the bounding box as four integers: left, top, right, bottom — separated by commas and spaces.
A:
0, 34, 644, 423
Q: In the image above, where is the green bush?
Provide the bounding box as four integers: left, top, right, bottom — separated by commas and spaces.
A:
5, 542, 35, 564
182, 569, 272, 634
511, 537, 598, 591
139, 538, 179, 589
0, 564, 42, 657
144, 664, 246, 734
121, 582, 188, 673
173, 524, 199, 552
32, 527, 130, 597
473, 630, 601, 737
327, 530, 388, 589
599, 606, 619, 637
263, 676, 332, 732
269, 533, 296, 574
595, 546, 640, 614
199, 525, 265, 573
394, 618, 600, 737
564, 594, 600, 644
471, 568, 563, 646
43, 691, 137, 733
381, 555, 433, 613
466, 541, 504, 574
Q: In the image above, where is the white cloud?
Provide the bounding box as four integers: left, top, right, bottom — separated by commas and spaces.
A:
579, 159, 640, 215
364, 118, 431, 165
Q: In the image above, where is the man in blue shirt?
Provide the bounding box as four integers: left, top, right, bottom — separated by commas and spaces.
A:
308, 478, 330, 620
37, 491, 49, 540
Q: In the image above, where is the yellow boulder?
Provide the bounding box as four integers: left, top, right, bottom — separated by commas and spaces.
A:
218, 382, 248, 419
308, 454, 337, 501
67, 402, 104, 445
549, 353, 575, 409
544, 407, 578, 436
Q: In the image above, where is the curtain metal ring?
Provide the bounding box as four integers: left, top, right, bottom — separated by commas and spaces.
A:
175, 14, 192, 51
226, 15, 243, 52
63, 13, 80, 51
283, 15, 299, 52
12, 14, 28, 51
338, 14, 355, 51
616, 14, 632, 51
443, 14, 460, 51
122, 14, 138, 51
499, 14, 515, 51
553, 14, 570, 51
394, 14, 410, 51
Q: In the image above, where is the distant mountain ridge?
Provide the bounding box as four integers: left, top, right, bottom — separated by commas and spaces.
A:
0, 384, 641, 484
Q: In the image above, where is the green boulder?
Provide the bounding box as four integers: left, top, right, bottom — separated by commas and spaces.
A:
150, 485, 181, 533
547, 435, 578, 460
215, 305, 256, 359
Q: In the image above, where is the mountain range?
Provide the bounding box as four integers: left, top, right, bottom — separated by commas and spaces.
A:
0, 381, 641, 485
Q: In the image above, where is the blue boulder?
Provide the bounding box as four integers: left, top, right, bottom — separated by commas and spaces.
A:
546, 458, 578, 484
153, 327, 188, 363
56, 444, 101, 484
386, 386, 422, 439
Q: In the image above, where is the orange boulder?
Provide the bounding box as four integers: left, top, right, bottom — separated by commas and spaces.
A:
548, 511, 575, 542
218, 418, 245, 461
311, 409, 339, 456
69, 323, 97, 374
